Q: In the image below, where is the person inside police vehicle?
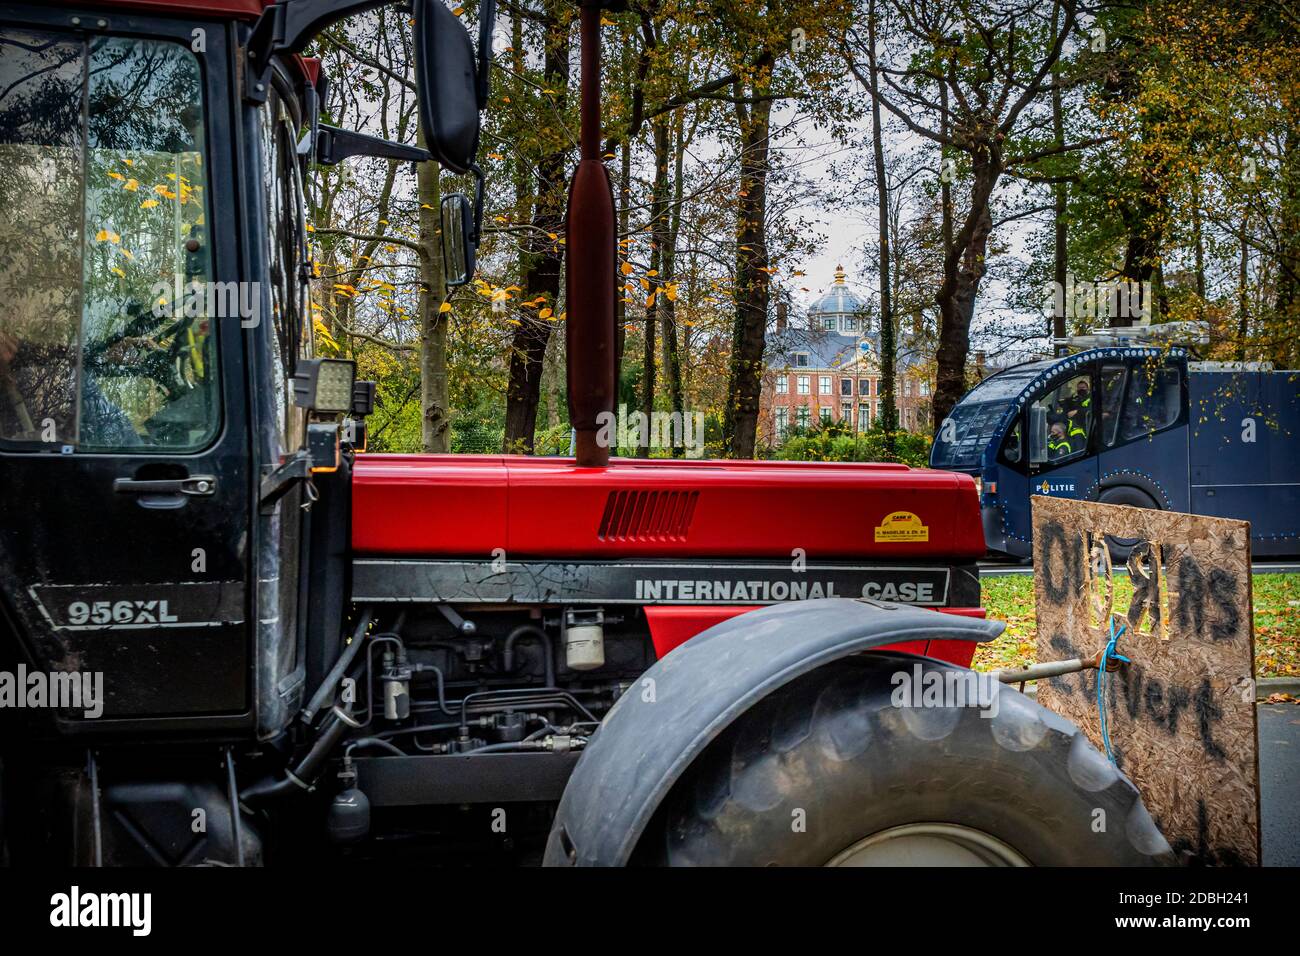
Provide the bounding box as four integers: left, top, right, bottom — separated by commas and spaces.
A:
1050, 376, 1091, 451
1047, 420, 1073, 460
1065, 377, 1091, 423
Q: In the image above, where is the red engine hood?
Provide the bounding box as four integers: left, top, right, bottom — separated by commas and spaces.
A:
351, 454, 985, 561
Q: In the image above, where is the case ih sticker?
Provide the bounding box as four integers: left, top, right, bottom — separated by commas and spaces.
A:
28, 582, 246, 630
353, 559, 964, 607
873, 511, 930, 543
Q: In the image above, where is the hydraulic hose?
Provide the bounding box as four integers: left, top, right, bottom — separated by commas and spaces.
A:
301, 609, 374, 723
240, 703, 359, 804
502, 624, 555, 687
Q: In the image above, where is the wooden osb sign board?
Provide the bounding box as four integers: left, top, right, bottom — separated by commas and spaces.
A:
1032, 496, 1259, 866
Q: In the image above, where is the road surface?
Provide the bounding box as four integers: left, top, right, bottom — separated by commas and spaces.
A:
1260, 703, 1300, 867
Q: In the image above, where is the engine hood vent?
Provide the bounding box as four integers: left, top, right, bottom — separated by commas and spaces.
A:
598, 489, 698, 542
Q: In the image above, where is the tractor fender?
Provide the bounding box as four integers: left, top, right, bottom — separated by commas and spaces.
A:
542, 598, 1004, 866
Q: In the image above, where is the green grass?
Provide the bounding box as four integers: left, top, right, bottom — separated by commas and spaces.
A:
974, 573, 1300, 679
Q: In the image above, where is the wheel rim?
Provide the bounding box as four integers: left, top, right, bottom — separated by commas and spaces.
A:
826, 823, 1030, 867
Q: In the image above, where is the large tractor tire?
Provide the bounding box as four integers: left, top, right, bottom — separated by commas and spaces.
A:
637, 654, 1175, 866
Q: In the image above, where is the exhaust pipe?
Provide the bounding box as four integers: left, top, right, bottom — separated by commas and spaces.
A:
564, 0, 616, 467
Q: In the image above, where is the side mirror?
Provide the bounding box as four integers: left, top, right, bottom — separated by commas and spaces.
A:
414, 0, 492, 174
441, 193, 476, 287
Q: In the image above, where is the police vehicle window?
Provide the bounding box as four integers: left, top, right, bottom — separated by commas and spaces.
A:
1001, 419, 1022, 465
0, 29, 218, 451
1028, 375, 1091, 465
1100, 364, 1126, 447
1121, 363, 1180, 441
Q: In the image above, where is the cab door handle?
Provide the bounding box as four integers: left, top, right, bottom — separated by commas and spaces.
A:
114, 475, 217, 496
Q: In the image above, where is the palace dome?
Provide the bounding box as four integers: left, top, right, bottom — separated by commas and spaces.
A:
807, 265, 869, 326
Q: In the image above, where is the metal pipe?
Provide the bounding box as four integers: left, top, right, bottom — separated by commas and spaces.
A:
301, 608, 374, 723
993, 650, 1120, 684
502, 624, 555, 687
225, 748, 245, 867
565, 0, 616, 466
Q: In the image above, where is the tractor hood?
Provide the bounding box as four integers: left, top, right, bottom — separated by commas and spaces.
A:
351, 455, 986, 561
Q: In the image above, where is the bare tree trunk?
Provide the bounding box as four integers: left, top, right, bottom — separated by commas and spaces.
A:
657, 113, 685, 454
613, 30, 634, 385
1275, 126, 1300, 367
932, 159, 997, 431
867, 0, 895, 454
724, 83, 772, 459
504, 9, 569, 453
1237, 216, 1250, 362
1050, 0, 1068, 351
1191, 176, 1206, 307
417, 145, 449, 451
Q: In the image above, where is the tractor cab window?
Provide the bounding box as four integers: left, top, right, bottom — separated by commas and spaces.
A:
1121, 362, 1180, 441
0, 28, 218, 451
1028, 373, 1092, 466
259, 80, 312, 455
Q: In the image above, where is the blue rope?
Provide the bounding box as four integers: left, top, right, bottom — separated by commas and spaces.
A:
1097, 617, 1131, 764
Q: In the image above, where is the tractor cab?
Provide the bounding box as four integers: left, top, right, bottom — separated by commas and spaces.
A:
0, 0, 489, 734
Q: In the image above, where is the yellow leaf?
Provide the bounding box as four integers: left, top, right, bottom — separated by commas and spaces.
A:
107, 171, 124, 181
539, 307, 553, 319
123, 178, 139, 191
620, 261, 633, 275
452, 5, 463, 13
439, 301, 452, 313
305, 222, 315, 232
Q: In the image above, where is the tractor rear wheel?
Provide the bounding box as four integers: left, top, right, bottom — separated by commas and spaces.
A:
637, 654, 1175, 867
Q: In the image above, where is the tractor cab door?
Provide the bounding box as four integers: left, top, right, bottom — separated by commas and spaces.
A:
0, 15, 254, 726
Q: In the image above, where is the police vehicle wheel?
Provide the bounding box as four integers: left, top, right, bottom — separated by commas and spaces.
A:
1098, 486, 1160, 562
638, 654, 1176, 867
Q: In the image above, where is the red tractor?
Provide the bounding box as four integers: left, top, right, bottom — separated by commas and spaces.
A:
0, 0, 1170, 866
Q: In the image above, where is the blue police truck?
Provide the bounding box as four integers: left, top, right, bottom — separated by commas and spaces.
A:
929, 345, 1300, 557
